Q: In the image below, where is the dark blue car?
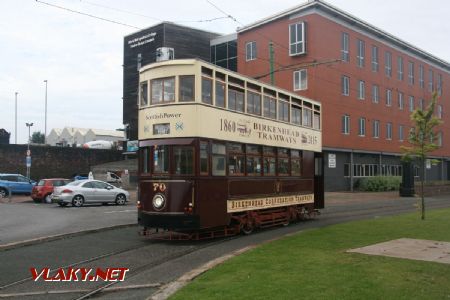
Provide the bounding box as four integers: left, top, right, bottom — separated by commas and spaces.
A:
0, 174, 36, 197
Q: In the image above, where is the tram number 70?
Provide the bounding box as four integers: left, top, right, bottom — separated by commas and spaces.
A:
153, 183, 167, 192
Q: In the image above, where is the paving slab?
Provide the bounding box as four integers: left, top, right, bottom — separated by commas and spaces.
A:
348, 238, 450, 264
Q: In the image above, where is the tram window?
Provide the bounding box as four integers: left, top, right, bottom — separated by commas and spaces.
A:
179, 75, 195, 102
303, 108, 312, 127
278, 148, 290, 175
153, 145, 169, 174
247, 91, 261, 115
141, 147, 150, 173
228, 86, 244, 112
263, 158, 276, 176
313, 112, 321, 130
292, 106, 301, 125
247, 157, 262, 176
212, 143, 226, 176
291, 150, 302, 176
215, 81, 226, 108
200, 141, 209, 174
174, 147, 194, 175
263, 96, 276, 119
278, 100, 289, 122
151, 77, 175, 104
227, 143, 244, 175
202, 77, 213, 104
139, 82, 148, 106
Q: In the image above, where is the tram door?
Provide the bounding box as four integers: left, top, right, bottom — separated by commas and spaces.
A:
314, 152, 324, 209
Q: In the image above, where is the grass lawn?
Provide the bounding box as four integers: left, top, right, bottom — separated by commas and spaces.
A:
171, 208, 450, 300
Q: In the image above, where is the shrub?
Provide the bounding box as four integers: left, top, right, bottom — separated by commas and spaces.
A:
356, 176, 402, 192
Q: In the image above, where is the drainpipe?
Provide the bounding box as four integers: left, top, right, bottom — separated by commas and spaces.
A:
350, 150, 354, 192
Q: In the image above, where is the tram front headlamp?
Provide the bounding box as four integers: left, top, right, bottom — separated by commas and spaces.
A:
152, 194, 166, 210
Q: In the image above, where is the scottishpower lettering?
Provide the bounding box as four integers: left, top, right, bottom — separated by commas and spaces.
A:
146, 113, 182, 120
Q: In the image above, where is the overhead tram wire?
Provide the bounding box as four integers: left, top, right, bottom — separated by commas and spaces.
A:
35, 0, 143, 29
78, 0, 229, 24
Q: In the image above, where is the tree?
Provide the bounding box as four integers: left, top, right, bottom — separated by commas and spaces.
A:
401, 93, 442, 220
31, 131, 45, 144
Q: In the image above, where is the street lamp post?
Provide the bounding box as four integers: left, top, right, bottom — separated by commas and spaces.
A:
44, 80, 48, 144
15, 92, 18, 144
26, 122, 33, 179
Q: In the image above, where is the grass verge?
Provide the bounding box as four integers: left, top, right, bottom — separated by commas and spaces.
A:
171, 208, 450, 300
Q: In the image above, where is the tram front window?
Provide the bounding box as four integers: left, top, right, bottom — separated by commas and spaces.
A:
154, 145, 169, 173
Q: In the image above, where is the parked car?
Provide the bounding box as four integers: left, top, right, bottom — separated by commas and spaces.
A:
52, 179, 129, 207
0, 174, 36, 197
31, 178, 71, 203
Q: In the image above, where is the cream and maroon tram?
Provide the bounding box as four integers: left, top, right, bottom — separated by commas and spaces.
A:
137, 59, 323, 238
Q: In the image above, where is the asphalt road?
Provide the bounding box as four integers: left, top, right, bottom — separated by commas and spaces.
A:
0, 193, 449, 299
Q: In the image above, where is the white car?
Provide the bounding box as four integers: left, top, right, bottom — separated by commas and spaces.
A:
52, 179, 129, 207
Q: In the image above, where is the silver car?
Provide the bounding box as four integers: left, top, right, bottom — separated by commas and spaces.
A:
52, 179, 129, 207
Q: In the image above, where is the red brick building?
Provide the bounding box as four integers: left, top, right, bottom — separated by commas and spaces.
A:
235, 0, 449, 190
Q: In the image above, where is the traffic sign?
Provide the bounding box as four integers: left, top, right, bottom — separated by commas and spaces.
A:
26, 156, 31, 167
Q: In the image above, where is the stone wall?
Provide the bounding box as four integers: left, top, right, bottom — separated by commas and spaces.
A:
0, 144, 123, 180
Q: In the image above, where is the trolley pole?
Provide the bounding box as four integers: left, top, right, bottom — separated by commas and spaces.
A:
15, 92, 18, 144
26, 122, 33, 179
44, 80, 48, 144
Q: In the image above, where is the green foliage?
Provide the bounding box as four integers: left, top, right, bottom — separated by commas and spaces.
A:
356, 176, 402, 192
31, 131, 45, 144
401, 93, 443, 220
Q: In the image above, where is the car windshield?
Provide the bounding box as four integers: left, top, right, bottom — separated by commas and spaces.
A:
53, 180, 71, 186
37, 180, 45, 186
67, 181, 84, 186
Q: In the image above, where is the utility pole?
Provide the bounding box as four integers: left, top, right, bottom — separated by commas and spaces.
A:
26, 122, 33, 179
15, 92, 18, 144
44, 80, 48, 144
269, 41, 275, 85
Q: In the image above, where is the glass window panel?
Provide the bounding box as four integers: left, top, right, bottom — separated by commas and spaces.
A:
153, 145, 169, 173
174, 147, 194, 175
179, 76, 195, 102
202, 77, 213, 104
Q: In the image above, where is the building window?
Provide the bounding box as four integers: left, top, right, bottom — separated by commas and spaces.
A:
419, 65, 424, 88
372, 84, 379, 103
386, 122, 392, 140
289, 22, 306, 56
386, 89, 392, 106
358, 117, 366, 136
358, 80, 365, 100
303, 108, 312, 127
137, 53, 142, 71
409, 96, 415, 112
372, 120, 380, 138
385, 51, 392, 77
397, 57, 403, 80
179, 75, 195, 102
398, 92, 404, 110
399, 125, 404, 141
245, 41, 257, 61
357, 39, 365, 67
418, 98, 425, 111
263, 95, 277, 119
342, 114, 350, 134
408, 61, 414, 85
437, 105, 443, 119
371, 45, 379, 72
429, 69, 434, 92
139, 81, 148, 106
437, 74, 443, 96
342, 75, 350, 96
151, 77, 175, 104
341, 32, 349, 62
293, 69, 307, 90
437, 131, 443, 147
247, 91, 261, 115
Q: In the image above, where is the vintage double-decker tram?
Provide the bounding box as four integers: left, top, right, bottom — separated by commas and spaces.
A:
137, 59, 323, 239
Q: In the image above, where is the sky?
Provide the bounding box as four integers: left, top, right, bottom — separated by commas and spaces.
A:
0, 0, 449, 144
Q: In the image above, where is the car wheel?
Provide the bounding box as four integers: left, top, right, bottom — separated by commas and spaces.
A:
115, 194, 126, 205
44, 194, 52, 204
0, 188, 8, 198
58, 202, 68, 207
72, 195, 84, 207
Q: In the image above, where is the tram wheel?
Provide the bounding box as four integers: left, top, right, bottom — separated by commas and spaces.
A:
241, 222, 254, 235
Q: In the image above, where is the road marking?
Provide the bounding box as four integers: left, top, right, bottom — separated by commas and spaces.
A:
103, 209, 136, 214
